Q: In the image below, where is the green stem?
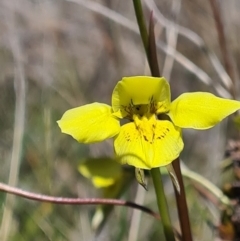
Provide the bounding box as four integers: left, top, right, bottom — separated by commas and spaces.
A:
133, 0, 149, 61
133, 0, 161, 77
150, 168, 176, 241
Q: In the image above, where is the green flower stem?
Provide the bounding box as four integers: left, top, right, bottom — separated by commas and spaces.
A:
132, 1, 189, 240
150, 168, 176, 241
133, 0, 149, 57
172, 159, 193, 241
133, 0, 161, 77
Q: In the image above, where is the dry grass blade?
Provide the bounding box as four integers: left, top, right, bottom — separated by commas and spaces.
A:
0, 2, 26, 241
144, 0, 233, 96
162, 0, 181, 81
66, 0, 137, 32
66, 0, 219, 93
208, 0, 236, 98
128, 184, 146, 241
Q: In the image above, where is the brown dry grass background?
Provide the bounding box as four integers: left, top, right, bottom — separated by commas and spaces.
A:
0, 0, 239, 240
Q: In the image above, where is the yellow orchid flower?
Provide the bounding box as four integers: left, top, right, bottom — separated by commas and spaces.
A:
79, 157, 122, 188
57, 76, 240, 169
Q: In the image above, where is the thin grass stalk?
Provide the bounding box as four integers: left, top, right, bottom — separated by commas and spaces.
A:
0, 2, 26, 240
208, 0, 236, 99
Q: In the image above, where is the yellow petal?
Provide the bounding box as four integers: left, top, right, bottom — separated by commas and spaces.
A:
112, 76, 170, 117
57, 103, 120, 143
78, 157, 122, 188
169, 92, 240, 129
114, 119, 183, 169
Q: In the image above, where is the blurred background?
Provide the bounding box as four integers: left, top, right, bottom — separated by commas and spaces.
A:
0, 0, 240, 240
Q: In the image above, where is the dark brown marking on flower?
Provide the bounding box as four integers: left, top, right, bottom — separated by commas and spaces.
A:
122, 105, 132, 118
124, 132, 131, 142
149, 96, 157, 113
